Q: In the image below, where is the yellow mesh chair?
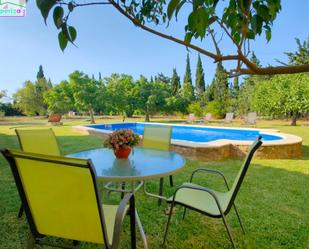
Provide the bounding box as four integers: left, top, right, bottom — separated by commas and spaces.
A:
15, 128, 61, 156
142, 126, 173, 205
15, 128, 61, 218
1, 149, 139, 249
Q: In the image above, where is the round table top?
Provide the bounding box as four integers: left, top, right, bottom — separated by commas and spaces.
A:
67, 147, 186, 182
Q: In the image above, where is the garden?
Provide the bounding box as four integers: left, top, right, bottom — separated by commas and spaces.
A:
0, 117, 308, 248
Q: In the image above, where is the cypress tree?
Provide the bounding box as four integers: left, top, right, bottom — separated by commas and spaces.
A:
37, 65, 45, 80
171, 68, 181, 94
213, 63, 229, 117
182, 54, 194, 100
195, 54, 205, 98
232, 76, 239, 97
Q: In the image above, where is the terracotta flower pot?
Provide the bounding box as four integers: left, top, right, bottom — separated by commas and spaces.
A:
114, 146, 131, 159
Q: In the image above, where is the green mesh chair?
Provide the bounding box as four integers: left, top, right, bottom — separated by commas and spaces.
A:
142, 126, 173, 205
15, 128, 61, 218
163, 137, 263, 248
1, 149, 144, 249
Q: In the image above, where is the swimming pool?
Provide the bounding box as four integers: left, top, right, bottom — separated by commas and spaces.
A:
87, 122, 282, 142
73, 122, 302, 160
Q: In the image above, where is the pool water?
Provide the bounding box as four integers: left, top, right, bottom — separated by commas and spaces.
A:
87, 123, 282, 143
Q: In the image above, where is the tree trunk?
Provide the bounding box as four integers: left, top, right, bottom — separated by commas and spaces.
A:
89, 108, 95, 124
145, 112, 150, 122
290, 114, 297, 126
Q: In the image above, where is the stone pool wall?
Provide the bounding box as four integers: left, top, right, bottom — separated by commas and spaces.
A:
73, 125, 302, 160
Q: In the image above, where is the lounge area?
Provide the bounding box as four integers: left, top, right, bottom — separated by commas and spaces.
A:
0, 118, 308, 249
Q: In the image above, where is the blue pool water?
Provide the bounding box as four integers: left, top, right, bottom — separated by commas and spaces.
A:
88, 123, 282, 142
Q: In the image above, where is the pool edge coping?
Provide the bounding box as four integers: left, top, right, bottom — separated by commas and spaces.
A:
73, 122, 302, 149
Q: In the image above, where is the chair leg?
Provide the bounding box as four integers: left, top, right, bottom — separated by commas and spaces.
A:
158, 178, 164, 206
169, 175, 173, 187
121, 182, 126, 199
135, 211, 148, 249
233, 204, 245, 234
162, 203, 174, 246
221, 213, 236, 249
27, 234, 35, 249
182, 207, 187, 220
18, 204, 23, 218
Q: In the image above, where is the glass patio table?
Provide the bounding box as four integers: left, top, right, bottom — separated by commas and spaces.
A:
67, 147, 186, 182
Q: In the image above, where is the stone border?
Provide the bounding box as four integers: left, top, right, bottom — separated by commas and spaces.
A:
73, 122, 302, 160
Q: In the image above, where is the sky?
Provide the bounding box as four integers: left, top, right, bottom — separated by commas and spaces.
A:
0, 0, 308, 99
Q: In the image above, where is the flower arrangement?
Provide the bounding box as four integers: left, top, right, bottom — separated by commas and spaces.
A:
104, 129, 140, 150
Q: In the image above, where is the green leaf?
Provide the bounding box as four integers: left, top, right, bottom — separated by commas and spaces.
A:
58, 31, 68, 51
68, 2, 74, 12
167, 0, 180, 20
233, 32, 240, 44
175, 0, 186, 20
68, 26, 77, 42
184, 32, 193, 43
61, 23, 72, 43
251, 14, 263, 35
53, 6, 63, 29
36, 0, 57, 24
265, 29, 271, 42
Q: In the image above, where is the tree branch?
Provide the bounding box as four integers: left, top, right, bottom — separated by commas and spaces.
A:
108, 0, 220, 61
67, 0, 309, 76
234, 64, 309, 75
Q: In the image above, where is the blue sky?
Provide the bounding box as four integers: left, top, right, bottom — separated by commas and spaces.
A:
0, 0, 308, 98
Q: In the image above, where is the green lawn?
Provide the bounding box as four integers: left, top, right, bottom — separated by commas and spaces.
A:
0, 117, 308, 249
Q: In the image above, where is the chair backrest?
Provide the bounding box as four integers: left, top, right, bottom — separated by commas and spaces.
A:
187, 113, 195, 123
247, 112, 257, 124
15, 128, 61, 156
224, 113, 234, 123
48, 113, 62, 123
1, 149, 109, 245
142, 126, 172, 151
204, 113, 212, 122
226, 136, 262, 213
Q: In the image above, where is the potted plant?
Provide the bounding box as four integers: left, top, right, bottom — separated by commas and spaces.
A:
104, 129, 140, 159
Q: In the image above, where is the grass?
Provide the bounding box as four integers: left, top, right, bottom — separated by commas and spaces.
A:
0, 117, 308, 249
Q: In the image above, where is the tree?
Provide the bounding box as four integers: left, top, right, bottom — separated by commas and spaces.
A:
13, 79, 52, 116
182, 54, 195, 101
195, 54, 205, 99
37, 0, 309, 75
44, 80, 75, 114
236, 52, 266, 115
212, 63, 230, 117
252, 74, 309, 126
281, 37, 309, 65
154, 73, 171, 84
37, 65, 45, 80
69, 71, 101, 123
105, 74, 135, 120
0, 90, 6, 101
232, 76, 240, 97
133, 76, 171, 121
171, 68, 181, 95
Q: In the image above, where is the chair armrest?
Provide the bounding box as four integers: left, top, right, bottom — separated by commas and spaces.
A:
169, 184, 224, 214
111, 193, 135, 249
190, 168, 230, 190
